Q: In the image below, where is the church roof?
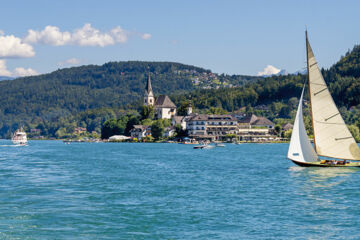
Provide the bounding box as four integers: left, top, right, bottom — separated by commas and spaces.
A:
154, 95, 176, 108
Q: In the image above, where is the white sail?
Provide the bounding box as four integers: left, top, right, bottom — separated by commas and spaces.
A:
287, 87, 318, 162
306, 33, 360, 160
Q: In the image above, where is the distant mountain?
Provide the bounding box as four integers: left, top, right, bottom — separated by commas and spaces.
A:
260, 69, 288, 77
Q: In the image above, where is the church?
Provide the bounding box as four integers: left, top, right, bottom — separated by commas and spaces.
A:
144, 74, 177, 119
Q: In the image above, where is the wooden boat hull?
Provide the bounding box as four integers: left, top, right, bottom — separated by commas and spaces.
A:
291, 160, 360, 168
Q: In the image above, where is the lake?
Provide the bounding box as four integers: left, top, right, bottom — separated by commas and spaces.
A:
0, 140, 360, 239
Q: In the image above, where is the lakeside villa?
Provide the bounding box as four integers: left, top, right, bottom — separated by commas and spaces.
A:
126, 74, 288, 142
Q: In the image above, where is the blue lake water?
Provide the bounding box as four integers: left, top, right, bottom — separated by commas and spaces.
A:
1, 140, 360, 239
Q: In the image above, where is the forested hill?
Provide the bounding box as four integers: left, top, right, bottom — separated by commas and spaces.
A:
1, 44, 360, 138
0, 61, 259, 137
172, 44, 360, 120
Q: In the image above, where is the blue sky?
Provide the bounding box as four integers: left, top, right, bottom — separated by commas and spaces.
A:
0, 0, 360, 77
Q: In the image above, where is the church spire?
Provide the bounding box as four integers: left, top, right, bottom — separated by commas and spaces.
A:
146, 73, 153, 94
144, 73, 154, 106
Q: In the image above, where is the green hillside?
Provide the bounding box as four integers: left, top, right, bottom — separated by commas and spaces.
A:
0, 61, 259, 138
171, 45, 360, 132
1, 44, 360, 139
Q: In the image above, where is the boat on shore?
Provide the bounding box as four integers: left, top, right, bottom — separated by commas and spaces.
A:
12, 127, 27, 145
287, 31, 360, 168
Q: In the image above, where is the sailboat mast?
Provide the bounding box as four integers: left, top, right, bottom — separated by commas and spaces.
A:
305, 30, 317, 152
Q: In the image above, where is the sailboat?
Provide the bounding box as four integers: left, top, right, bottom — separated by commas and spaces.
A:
287, 31, 360, 167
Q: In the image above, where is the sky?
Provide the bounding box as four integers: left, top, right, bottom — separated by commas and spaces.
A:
0, 0, 360, 77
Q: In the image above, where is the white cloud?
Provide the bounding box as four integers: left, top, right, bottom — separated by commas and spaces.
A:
0, 60, 12, 76
23, 23, 150, 47
0, 35, 35, 58
13, 67, 39, 77
110, 26, 128, 43
24, 26, 71, 46
257, 65, 281, 76
72, 23, 114, 47
58, 58, 81, 66
0, 30, 4, 36
0, 59, 38, 77
141, 33, 152, 40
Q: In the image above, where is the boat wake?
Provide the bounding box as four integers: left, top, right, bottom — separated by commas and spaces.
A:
0, 144, 28, 147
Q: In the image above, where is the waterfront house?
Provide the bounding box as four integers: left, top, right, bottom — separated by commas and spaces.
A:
237, 114, 276, 142
251, 117, 275, 129
238, 114, 274, 129
171, 115, 194, 130
74, 127, 87, 134
163, 126, 176, 138
130, 125, 151, 140
187, 114, 238, 141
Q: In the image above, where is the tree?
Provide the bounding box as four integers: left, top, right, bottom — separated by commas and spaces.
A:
245, 105, 253, 114
101, 119, 117, 139
151, 120, 164, 140
206, 107, 228, 115
348, 125, 360, 142
175, 124, 186, 138
125, 114, 140, 136
140, 105, 154, 120
101, 117, 128, 139
274, 124, 281, 136
177, 101, 191, 116
283, 129, 292, 139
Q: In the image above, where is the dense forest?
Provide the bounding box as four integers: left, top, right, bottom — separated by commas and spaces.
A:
0, 44, 360, 139
0, 61, 258, 138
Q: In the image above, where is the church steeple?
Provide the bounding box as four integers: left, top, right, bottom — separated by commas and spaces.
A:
146, 73, 153, 94
144, 73, 155, 106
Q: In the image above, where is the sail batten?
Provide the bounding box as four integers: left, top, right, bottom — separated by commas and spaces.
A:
306, 33, 360, 160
